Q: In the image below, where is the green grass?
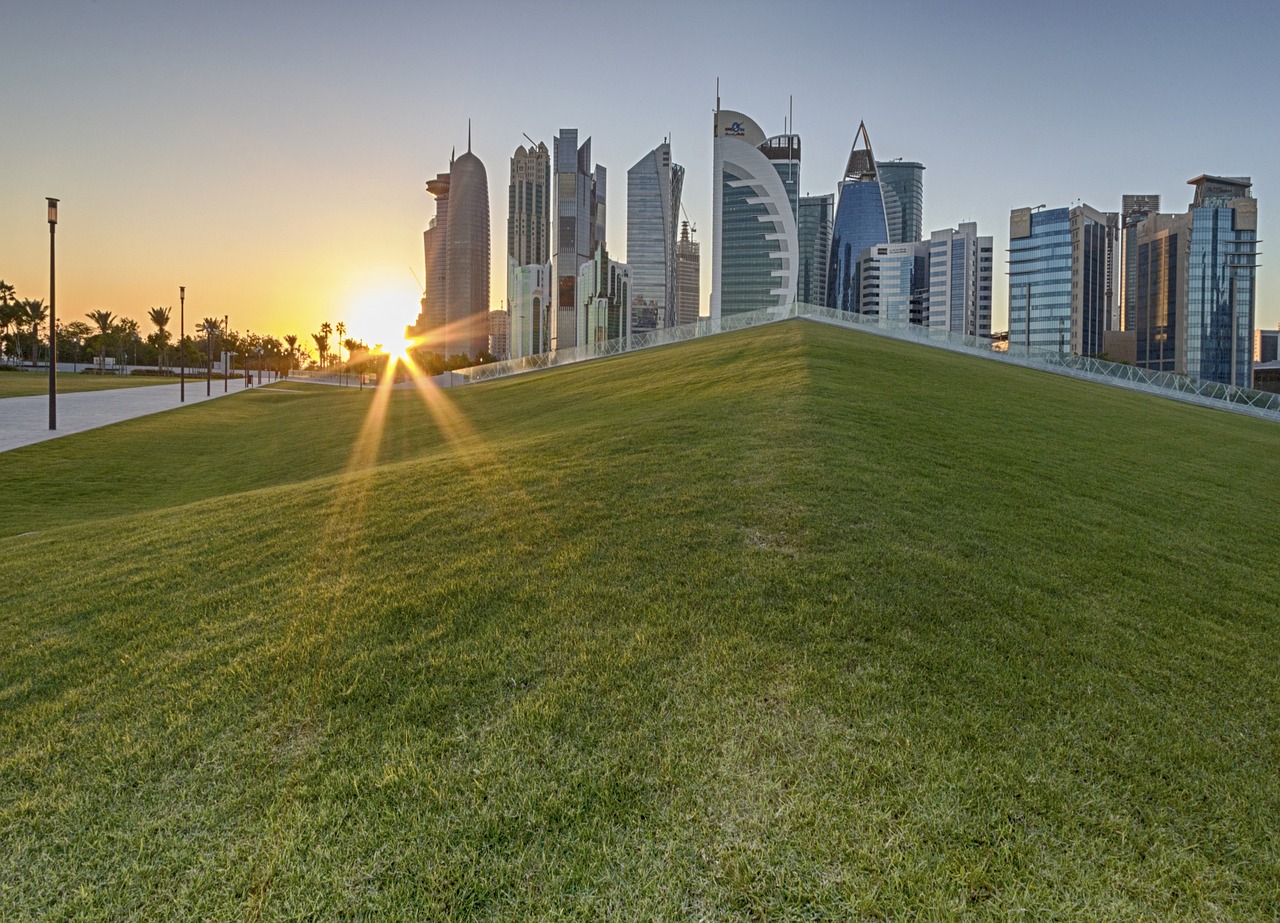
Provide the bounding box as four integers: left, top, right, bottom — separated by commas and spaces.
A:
2, 320, 1278, 920
0, 370, 185, 398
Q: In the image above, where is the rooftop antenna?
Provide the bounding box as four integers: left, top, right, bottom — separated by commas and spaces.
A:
716, 77, 720, 112
467, 119, 472, 153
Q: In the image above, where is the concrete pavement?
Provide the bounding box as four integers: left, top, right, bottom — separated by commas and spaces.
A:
0, 378, 256, 454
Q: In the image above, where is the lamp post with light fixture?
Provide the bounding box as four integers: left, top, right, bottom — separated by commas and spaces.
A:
46, 198, 58, 429
180, 286, 186, 402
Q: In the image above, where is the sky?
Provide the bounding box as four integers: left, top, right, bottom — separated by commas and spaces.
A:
3, 0, 1278, 351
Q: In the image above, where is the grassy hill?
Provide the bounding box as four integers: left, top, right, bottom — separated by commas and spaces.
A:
2, 319, 1278, 920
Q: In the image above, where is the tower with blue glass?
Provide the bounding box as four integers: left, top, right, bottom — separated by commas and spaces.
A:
828, 122, 889, 313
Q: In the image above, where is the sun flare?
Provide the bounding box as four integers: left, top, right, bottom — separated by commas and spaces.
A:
344, 271, 422, 356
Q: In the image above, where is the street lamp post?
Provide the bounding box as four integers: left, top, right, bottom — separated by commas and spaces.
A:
47, 198, 58, 430
180, 286, 186, 402
73, 336, 80, 373
206, 320, 213, 396
224, 314, 229, 392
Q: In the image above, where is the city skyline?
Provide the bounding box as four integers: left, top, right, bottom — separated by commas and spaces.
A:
2, 1, 1276, 351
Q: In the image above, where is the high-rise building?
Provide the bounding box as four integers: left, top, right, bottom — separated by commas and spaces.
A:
507, 141, 551, 359
1130, 176, 1258, 386
1008, 204, 1118, 355
509, 142, 550, 266
552, 129, 606, 350
927, 223, 994, 337
798, 194, 833, 307
412, 136, 490, 360
675, 220, 700, 326
578, 244, 630, 350
1256, 327, 1280, 365
627, 142, 685, 332
829, 122, 890, 313
1119, 194, 1160, 331
508, 259, 551, 359
876, 160, 925, 245
488, 308, 510, 360
711, 106, 799, 319
858, 241, 929, 326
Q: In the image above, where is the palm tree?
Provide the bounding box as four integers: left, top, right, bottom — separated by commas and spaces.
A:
148, 306, 172, 371
24, 299, 48, 368
0, 284, 20, 366
311, 331, 329, 369
335, 321, 347, 367
118, 318, 141, 369
283, 334, 298, 375
86, 310, 116, 371
320, 323, 334, 368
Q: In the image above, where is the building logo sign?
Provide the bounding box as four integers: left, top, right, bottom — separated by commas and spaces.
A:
724, 121, 746, 137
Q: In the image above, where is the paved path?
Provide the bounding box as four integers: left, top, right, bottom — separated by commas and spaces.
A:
0, 379, 256, 454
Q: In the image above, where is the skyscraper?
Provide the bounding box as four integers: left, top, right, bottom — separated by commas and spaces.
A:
507, 141, 551, 358
1008, 204, 1117, 355
1130, 176, 1258, 386
857, 242, 928, 325
627, 142, 685, 332
798, 194, 833, 307
876, 160, 925, 244
675, 220, 700, 326
927, 223, 993, 337
1119, 194, 1160, 332
711, 106, 799, 319
578, 243, 631, 350
444, 142, 491, 360
509, 142, 550, 266
412, 136, 490, 360
828, 122, 889, 313
552, 129, 606, 350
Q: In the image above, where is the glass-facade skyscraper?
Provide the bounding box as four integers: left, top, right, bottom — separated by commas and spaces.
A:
711, 107, 800, 319
828, 122, 889, 313
1131, 176, 1258, 387
798, 194, 833, 307
1119, 194, 1160, 332
507, 141, 551, 358
1008, 204, 1116, 356
877, 160, 925, 244
627, 142, 685, 332
858, 242, 928, 325
675, 221, 700, 326
552, 129, 605, 350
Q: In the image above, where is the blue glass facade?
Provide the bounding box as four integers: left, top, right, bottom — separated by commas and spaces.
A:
1008, 208, 1071, 352
1186, 206, 1256, 387
828, 183, 889, 312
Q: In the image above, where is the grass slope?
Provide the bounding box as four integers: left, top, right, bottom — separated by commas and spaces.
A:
0, 371, 187, 398
2, 320, 1278, 920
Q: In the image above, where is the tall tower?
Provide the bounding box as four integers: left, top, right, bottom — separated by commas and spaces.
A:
419, 171, 450, 341
876, 160, 925, 244
444, 136, 491, 361
711, 105, 800, 319
675, 220, 701, 326
798, 194, 833, 307
508, 141, 551, 358
552, 129, 606, 350
927, 223, 993, 337
1119, 194, 1161, 332
627, 141, 685, 332
828, 122, 890, 313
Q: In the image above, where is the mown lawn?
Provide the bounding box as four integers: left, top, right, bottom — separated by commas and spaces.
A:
1, 320, 1278, 920
0, 370, 185, 398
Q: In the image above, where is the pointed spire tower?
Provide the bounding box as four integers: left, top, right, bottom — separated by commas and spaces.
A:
843, 121, 878, 182
827, 119, 891, 312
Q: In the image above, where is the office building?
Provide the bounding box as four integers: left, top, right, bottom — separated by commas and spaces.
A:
675, 221, 701, 326
877, 160, 925, 244
798, 194, 833, 307
507, 140, 551, 358
508, 260, 551, 358
412, 135, 490, 360
858, 241, 928, 326
552, 129, 606, 350
829, 122, 890, 313
488, 308, 510, 361
1256, 327, 1279, 365
578, 244, 630, 350
1130, 175, 1258, 386
1008, 204, 1117, 355
711, 105, 799, 318
509, 141, 550, 266
927, 223, 994, 337
1119, 194, 1160, 331
627, 142, 685, 332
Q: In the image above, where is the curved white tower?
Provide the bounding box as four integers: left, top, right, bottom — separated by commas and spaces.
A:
711, 108, 800, 320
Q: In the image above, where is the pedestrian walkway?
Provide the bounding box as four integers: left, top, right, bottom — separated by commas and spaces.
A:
0, 378, 254, 454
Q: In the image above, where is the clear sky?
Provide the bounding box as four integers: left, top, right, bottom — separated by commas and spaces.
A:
4, 0, 1277, 350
